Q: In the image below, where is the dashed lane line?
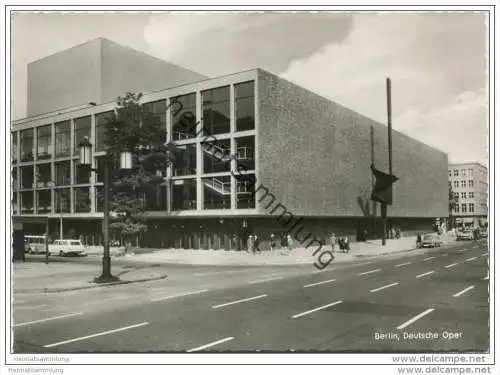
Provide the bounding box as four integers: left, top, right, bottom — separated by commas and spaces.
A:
458, 249, 469, 253
249, 276, 285, 285
187, 337, 234, 352
416, 271, 435, 279
14, 312, 84, 327
397, 308, 435, 330
151, 289, 209, 302
465, 257, 478, 262
453, 286, 475, 298
43, 322, 149, 348
357, 269, 382, 276
370, 282, 399, 293
423, 257, 435, 261
212, 294, 267, 309
481, 253, 488, 257
292, 300, 343, 319
395, 262, 412, 268
303, 278, 337, 288
445, 262, 459, 269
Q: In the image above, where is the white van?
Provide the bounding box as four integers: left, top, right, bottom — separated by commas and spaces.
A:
24, 235, 47, 254
49, 239, 87, 257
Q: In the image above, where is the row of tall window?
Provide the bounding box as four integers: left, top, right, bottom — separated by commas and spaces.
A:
12, 81, 255, 164
455, 192, 475, 200
452, 203, 475, 213
452, 180, 474, 189
12, 175, 255, 215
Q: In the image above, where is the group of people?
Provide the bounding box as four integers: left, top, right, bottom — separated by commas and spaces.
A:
329, 233, 350, 253
247, 233, 294, 254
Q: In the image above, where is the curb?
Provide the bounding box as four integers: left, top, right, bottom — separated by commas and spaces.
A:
14, 274, 168, 294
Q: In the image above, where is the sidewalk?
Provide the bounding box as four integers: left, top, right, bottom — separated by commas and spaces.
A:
119, 235, 426, 267
12, 262, 168, 294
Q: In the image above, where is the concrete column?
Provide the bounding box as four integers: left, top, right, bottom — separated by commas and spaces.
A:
196, 90, 203, 211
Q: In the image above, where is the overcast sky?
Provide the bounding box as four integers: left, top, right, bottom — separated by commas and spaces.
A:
10, 12, 488, 165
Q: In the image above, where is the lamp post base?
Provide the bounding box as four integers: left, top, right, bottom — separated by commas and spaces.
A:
93, 256, 120, 284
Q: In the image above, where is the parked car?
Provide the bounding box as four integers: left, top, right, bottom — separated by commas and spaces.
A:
456, 230, 474, 241
49, 239, 87, 257
421, 233, 442, 248
24, 235, 47, 254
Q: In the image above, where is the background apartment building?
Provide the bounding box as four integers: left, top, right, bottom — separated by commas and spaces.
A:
448, 162, 488, 228
11, 38, 449, 250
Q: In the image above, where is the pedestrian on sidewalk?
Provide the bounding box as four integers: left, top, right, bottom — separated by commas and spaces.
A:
330, 232, 337, 252
254, 235, 261, 254
247, 234, 255, 254
416, 233, 422, 248
270, 233, 276, 253
286, 234, 293, 254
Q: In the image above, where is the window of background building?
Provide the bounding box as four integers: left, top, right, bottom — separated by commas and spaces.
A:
235, 136, 255, 170
73, 160, 90, 185
55, 161, 71, 186
461, 192, 467, 199
461, 169, 466, 176
469, 180, 474, 188
55, 120, 71, 157
448, 170, 451, 177
454, 192, 459, 200
468, 168, 473, 176
12, 192, 18, 214
171, 93, 197, 140
469, 203, 474, 213
461, 181, 466, 188
454, 204, 459, 212
95, 111, 114, 152
143, 100, 167, 143
454, 169, 459, 176
235, 81, 255, 132
12, 132, 18, 164
203, 139, 231, 174
461, 203, 467, 213
74, 116, 91, 155
37, 125, 52, 160
469, 192, 474, 198
74, 187, 91, 213
171, 179, 197, 211
202, 175, 231, 209
21, 191, 34, 214
202, 86, 230, 135
36, 190, 51, 214
454, 181, 459, 189
143, 185, 167, 211
12, 168, 18, 191
20, 129, 34, 162
173, 144, 197, 176
54, 188, 70, 213
20, 165, 34, 189
36, 164, 51, 188
237, 174, 256, 208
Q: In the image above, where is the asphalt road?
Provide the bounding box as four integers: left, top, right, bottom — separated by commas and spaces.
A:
11, 239, 489, 353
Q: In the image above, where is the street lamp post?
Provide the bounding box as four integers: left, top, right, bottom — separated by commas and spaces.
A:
78, 136, 132, 283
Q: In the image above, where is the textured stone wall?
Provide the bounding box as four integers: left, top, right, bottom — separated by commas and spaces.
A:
257, 69, 448, 219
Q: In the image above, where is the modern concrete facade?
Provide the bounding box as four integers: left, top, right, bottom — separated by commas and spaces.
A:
11, 40, 449, 250
448, 162, 488, 228
27, 38, 206, 117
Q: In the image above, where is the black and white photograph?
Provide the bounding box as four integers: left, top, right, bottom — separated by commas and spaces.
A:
1, 4, 498, 375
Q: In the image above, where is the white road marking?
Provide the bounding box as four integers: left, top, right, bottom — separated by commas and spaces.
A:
43, 322, 149, 348
14, 312, 84, 327
458, 248, 468, 253
303, 278, 337, 288
370, 282, 399, 293
212, 294, 267, 309
481, 253, 488, 257
445, 262, 458, 269
249, 276, 285, 284
423, 257, 435, 261
453, 285, 475, 298
14, 304, 49, 310
395, 262, 411, 268
151, 289, 208, 302
483, 275, 489, 280
187, 337, 234, 352
416, 271, 435, 278
358, 269, 381, 276
397, 308, 435, 330
292, 300, 343, 319
465, 257, 477, 262
355, 262, 373, 267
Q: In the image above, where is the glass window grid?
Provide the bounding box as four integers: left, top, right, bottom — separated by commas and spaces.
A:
20, 129, 34, 162
55, 120, 71, 157
12, 132, 18, 163
35, 163, 52, 188
202, 86, 231, 135
36, 190, 52, 214
171, 93, 197, 141
74, 116, 92, 155
37, 125, 52, 160
95, 111, 113, 152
